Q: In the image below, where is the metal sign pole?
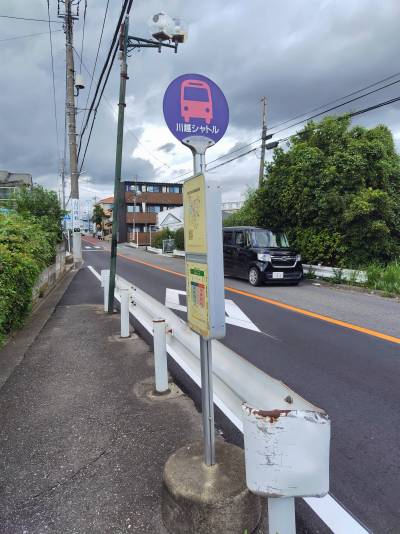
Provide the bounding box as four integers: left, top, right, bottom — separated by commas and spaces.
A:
193, 150, 216, 467
163, 73, 229, 469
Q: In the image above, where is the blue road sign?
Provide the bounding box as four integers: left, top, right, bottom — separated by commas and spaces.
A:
163, 73, 229, 145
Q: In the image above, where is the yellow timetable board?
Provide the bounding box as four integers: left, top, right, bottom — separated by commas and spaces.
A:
185, 260, 210, 338
183, 174, 207, 254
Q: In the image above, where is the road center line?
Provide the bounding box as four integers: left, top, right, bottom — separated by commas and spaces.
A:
82, 240, 400, 345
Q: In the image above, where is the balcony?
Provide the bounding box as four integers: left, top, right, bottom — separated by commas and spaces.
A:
126, 212, 157, 224
125, 191, 182, 205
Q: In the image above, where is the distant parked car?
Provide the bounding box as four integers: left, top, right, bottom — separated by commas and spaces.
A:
223, 226, 303, 286
96, 230, 104, 240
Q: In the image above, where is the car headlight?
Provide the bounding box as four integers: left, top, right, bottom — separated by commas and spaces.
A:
257, 253, 271, 262
296, 254, 302, 262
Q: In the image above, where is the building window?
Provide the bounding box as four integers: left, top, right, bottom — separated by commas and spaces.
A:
146, 184, 161, 193
147, 205, 161, 213
168, 185, 181, 193
127, 205, 141, 213
0, 187, 14, 200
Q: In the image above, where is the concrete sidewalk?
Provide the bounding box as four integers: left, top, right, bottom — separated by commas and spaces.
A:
0, 267, 204, 533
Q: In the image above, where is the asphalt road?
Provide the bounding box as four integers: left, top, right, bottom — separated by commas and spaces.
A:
82, 238, 400, 534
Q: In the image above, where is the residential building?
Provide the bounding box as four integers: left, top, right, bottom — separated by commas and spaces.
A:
123, 181, 183, 244
95, 196, 113, 236
157, 206, 184, 230
0, 170, 32, 210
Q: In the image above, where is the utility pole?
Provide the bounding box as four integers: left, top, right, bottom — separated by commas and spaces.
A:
258, 96, 267, 187
63, 0, 82, 264
108, 16, 129, 313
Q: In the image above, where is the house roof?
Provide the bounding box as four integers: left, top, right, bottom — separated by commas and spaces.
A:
98, 196, 114, 204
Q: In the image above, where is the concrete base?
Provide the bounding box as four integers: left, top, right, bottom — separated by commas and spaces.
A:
162, 441, 261, 534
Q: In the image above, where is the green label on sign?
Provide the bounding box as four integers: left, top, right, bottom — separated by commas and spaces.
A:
190, 268, 204, 276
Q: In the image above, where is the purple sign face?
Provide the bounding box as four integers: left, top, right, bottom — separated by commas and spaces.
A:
163, 73, 229, 145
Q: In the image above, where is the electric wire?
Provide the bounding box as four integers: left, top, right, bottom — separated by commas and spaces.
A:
74, 46, 171, 171
208, 95, 400, 173
78, 0, 87, 73
269, 78, 400, 137
269, 70, 400, 132
79, 0, 110, 137
78, 42, 119, 174
78, 0, 130, 155
0, 14, 62, 23
46, 0, 61, 169
199, 72, 400, 177
0, 29, 62, 42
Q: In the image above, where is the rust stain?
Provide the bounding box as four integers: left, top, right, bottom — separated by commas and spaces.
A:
253, 409, 292, 423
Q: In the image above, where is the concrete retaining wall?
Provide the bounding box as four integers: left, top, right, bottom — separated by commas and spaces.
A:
32, 244, 66, 302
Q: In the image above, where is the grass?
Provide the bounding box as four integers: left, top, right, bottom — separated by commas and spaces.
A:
305, 260, 400, 296
365, 261, 400, 295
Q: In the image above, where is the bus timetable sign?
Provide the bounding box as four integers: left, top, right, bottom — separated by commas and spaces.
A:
163, 73, 229, 146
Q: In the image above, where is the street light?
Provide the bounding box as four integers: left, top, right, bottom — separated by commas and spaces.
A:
107, 12, 187, 313
149, 224, 158, 247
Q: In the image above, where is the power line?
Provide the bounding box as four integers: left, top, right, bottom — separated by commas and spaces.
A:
269, 70, 400, 133
270, 77, 400, 136
209, 95, 400, 173
78, 43, 119, 174
78, 0, 130, 155
46, 0, 61, 168
0, 29, 62, 42
207, 147, 259, 172
78, 0, 87, 73
79, 0, 110, 137
74, 46, 172, 170
347, 94, 400, 119
0, 14, 62, 23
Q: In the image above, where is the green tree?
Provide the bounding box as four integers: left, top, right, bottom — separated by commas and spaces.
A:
223, 189, 258, 227
14, 185, 64, 243
174, 227, 185, 250
92, 204, 107, 230
252, 116, 400, 266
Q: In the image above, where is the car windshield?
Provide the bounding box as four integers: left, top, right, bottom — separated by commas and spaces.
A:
249, 230, 289, 248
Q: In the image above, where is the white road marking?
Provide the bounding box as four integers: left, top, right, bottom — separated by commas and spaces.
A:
165, 288, 260, 332
224, 299, 260, 332
94, 246, 102, 249
86, 267, 370, 534
165, 288, 187, 312
87, 265, 102, 281
84, 246, 92, 249
304, 495, 371, 534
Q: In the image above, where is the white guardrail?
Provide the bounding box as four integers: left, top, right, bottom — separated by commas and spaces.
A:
88, 266, 369, 534
303, 264, 367, 283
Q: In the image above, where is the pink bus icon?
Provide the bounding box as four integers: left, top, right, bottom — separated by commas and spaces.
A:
180, 79, 213, 124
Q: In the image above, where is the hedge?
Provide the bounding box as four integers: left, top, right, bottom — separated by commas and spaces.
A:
0, 213, 57, 346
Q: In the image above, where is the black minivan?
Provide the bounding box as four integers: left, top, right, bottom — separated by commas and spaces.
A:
223, 226, 303, 286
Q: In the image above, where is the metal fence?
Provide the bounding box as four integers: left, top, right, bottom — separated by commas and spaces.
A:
88, 266, 369, 534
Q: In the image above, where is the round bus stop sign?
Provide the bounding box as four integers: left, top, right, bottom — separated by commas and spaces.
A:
163, 73, 229, 146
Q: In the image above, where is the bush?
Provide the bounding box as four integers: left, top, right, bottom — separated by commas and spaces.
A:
0, 210, 59, 345
0, 244, 40, 346
152, 228, 174, 249
174, 227, 185, 250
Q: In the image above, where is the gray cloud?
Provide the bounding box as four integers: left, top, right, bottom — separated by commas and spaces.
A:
158, 142, 175, 154
1, 0, 400, 204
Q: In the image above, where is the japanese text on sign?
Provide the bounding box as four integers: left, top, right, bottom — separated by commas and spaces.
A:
186, 261, 209, 337
183, 174, 207, 254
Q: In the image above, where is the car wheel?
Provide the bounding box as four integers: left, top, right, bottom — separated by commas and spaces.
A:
248, 267, 261, 286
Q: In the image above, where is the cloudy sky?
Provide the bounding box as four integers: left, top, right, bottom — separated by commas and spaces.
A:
1, 0, 400, 207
